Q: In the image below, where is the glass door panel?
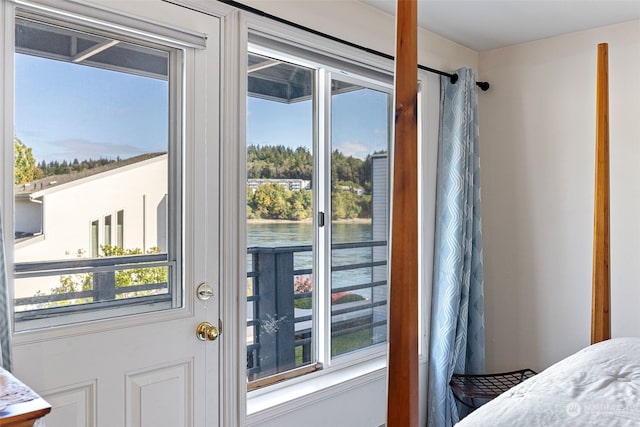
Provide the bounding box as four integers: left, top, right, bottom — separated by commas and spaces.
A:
330, 79, 391, 358
246, 53, 315, 384
13, 15, 178, 330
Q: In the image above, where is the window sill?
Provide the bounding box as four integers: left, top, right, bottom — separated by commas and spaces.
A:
246, 356, 387, 425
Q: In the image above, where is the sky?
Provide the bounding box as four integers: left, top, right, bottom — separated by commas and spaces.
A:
247, 87, 390, 160
16, 52, 390, 165
15, 54, 169, 163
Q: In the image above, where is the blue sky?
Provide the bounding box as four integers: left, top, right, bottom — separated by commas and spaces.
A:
15, 54, 168, 163
247, 87, 389, 159
16, 53, 389, 164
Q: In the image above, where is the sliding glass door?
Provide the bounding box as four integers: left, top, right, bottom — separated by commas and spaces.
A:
245, 42, 392, 389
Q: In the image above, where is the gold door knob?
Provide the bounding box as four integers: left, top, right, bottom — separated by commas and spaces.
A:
196, 322, 219, 341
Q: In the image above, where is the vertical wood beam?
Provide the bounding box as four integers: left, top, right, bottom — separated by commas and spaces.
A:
591, 43, 610, 344
387, 0, 418, 425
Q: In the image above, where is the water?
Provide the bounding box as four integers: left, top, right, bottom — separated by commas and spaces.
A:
247, 221, 385, 293
247, 221, 372, 246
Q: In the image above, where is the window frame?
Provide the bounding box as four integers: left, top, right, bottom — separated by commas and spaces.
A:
6, 4, 189, 333
245, 28, 394, 397
236, 13, 437, 424
324, 70, 393, 366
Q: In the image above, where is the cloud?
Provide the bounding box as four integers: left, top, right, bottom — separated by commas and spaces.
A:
335, 140, 371, 159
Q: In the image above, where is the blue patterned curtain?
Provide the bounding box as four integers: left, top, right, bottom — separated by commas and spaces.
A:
427, 68, 485, 427
0, 204, 12, 371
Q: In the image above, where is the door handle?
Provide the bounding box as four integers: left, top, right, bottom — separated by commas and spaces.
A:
196, 321, 219, 341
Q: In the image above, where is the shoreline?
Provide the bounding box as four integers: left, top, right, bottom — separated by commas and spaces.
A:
247, 218, 372, 225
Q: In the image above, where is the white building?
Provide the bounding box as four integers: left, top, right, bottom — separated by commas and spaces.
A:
14, 153, 167, 290
247, 178, 311, 192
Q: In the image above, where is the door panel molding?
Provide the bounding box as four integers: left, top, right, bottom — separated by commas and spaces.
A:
126, 360, 193, 427
40, 380, 97, 427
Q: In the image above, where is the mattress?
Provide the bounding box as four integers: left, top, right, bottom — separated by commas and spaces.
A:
455, 337, 640, 426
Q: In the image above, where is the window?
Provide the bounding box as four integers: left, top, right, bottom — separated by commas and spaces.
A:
117, 210, 124, 248
12, 13, 183, 330
91, 219, 99, 257
104, 215, 112, 246
330, 79, 389, 358
246, 42, 391, 388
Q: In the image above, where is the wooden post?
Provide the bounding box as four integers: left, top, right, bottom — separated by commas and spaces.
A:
591, 43, 610, 344
387, 0, 418, 425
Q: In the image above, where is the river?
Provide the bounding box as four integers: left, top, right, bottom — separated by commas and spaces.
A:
247, 221, 386, 293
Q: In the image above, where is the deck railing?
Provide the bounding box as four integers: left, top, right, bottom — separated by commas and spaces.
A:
246, 240, 388, 381
13, 242, 388, 380
14, 253, 173, 321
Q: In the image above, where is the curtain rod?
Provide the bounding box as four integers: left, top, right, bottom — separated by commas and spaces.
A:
216, 0, 490, 91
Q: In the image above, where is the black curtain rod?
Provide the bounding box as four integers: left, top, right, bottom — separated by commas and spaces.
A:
217, 0, 490, 91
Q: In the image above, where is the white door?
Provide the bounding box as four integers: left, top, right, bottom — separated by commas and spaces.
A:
4, 1, 221, 426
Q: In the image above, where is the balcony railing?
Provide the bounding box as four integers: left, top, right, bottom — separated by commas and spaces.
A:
13, 242, 388, 381
246, 240, 388, 382
14, 253, 173, 321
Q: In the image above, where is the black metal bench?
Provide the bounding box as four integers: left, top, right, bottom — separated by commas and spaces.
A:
450, 368, 537, 410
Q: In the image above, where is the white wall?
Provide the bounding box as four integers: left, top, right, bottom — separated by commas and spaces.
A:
478, 20, 640, 373
14, 156, 167, 298
240, 0, 478, 71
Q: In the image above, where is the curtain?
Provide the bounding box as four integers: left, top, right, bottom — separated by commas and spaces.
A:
0, 204, 12, 371
427, 68, 485, 427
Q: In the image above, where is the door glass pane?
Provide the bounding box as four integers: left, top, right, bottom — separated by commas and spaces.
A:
246, 53, 314, 383
330, 79, 390, 358
13, 16, 180, 329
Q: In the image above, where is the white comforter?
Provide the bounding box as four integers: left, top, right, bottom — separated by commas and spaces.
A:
456, 337, 640, 426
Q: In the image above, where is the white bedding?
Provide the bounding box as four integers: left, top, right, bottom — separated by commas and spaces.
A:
455, 337, 640, 426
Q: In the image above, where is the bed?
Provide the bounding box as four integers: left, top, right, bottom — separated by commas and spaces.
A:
454, 43, 639, 426
455, 337, 640, 426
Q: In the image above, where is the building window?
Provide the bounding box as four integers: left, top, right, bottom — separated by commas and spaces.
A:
12, 13, 182, 330
246, 43, 391, 388
91, 220, 99, 258
117, 210, 124, 248
104, 215, 112, 246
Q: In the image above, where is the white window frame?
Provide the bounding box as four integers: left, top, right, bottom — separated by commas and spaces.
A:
245, 44, 393, 382
236, 13, 431, 424
323, 70, 393, 367
1, 0, 209, 339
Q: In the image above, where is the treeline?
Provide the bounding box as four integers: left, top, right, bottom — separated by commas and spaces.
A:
14, 137, 122, 184
247, 182, 372, 221
248, 145, 312, 181
247, 144, 379, 220
247, 144, 374, 192
37, 157, 119, 177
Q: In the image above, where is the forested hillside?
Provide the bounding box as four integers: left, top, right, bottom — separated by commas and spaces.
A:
247, 144, 379, 220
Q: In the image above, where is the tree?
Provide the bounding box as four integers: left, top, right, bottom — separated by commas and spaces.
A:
39, 246, 169, 308
332, 189, 361, 219
286, 189, 312, 220
252, 183, 289, 219
14, 137, 42, 184
246, 145, 374, 220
